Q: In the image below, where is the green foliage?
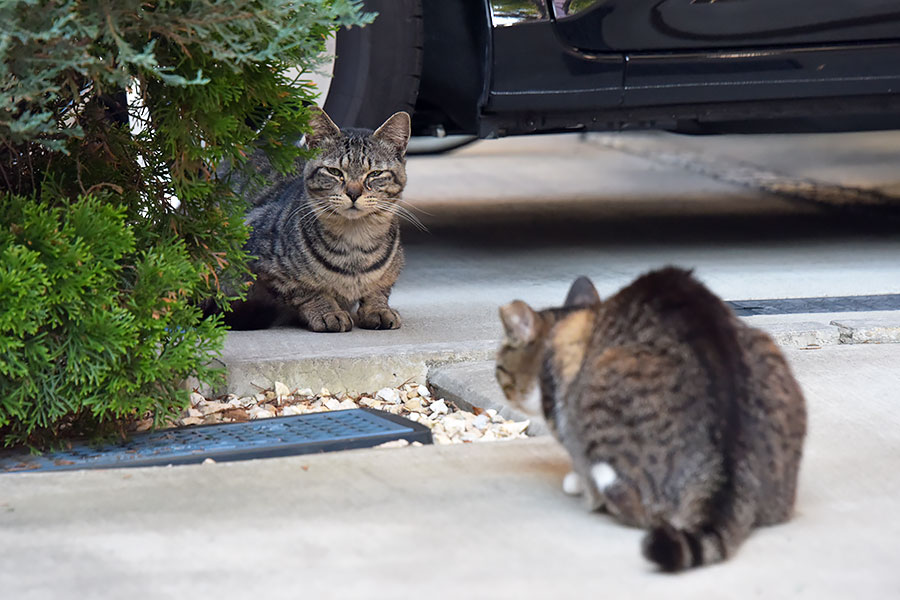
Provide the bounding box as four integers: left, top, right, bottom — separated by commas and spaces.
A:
0, 194, 223, 443
0, 0, 372, 446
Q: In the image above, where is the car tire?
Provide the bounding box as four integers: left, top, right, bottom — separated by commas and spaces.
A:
323, 0, 423, 130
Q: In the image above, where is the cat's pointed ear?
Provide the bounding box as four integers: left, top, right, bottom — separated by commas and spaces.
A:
564, 276, 600, 308
499, 300, 540, 346
373, 111, 411, 156
306, 107, 341, 150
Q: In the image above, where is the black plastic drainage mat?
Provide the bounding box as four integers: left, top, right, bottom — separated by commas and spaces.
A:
726, 293, 900, 317
0, 409, 432, 473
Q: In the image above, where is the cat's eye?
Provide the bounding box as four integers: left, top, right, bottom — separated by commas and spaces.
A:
324, 167, 344, 179
367, 170, 389, 179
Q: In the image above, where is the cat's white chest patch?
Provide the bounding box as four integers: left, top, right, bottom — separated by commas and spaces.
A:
521, 384, 542, 415
590, 462, 618, 491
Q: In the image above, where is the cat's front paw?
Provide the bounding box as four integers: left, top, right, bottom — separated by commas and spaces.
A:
357, 307, 401, 330
308, 310, 353, 332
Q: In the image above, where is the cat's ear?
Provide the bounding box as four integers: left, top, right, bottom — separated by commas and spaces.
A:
373, 111, 411, 156
499, 300, 540, 346
306, 107, 341, 149
564, 276, 600, 308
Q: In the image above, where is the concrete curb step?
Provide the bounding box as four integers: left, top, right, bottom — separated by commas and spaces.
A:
219, 340, 496, 398
217, 314, 900, 398
745, 314, 900, 346
427, 314, 900, 440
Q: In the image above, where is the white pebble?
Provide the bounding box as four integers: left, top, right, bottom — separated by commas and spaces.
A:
337, 399, 358, 411
416, 384, 431, 398
376, 387, 400, 404
324, 398, 341, 411
199, 401, 228, 416
430, 399, 449, 415
249, 406, 275, 420
442, 416, 466, 437
202, 458, 216, 465
274, 381, 291, 398
472, 414, 489, 431
375, 439, 410, 449
502, 420, 531, 436
433, 433, 452, 445
297, 388, 314, 397
282, 405, 304, 416
403, 398, 424, 412
189, 392, 206, 407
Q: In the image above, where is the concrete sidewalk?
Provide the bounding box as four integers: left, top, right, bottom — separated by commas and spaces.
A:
219, 132, 900, 395
3, 344, 899, 599
4, 131, 899, 598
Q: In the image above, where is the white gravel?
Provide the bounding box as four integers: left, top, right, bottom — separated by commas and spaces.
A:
137, 382, 530, 446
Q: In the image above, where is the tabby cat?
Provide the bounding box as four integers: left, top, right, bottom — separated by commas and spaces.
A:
226, 108, 410, 332
495, 267, 806, 571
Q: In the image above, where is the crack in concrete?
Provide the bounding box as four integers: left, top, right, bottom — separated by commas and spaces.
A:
591, 132, 900, 219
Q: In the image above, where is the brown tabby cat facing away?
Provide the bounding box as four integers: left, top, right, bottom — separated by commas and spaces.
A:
495, 267, 807, 571
226, 108, 411, 332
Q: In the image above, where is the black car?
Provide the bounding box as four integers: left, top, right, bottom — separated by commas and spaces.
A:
318, 0, 900, 146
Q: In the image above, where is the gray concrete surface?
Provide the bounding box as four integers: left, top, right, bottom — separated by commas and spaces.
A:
595, 129, 900, 197
5, 130, 899, 598
3, 344, 899, 599
592, 131, 900, 213
220, 133, 900, 395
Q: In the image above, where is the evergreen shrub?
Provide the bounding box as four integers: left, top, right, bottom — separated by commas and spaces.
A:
0, 0, 371, 446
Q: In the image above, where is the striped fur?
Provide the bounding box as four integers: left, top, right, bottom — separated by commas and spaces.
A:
496, 267, 806, 571
227, 109, 410, 332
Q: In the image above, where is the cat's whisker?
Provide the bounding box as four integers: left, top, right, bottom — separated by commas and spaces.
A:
375, 201, 429, 232
394, 197, 434, 217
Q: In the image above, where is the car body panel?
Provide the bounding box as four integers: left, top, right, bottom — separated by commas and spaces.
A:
624, 43, 900, 106
408, 0, 900, 137
554, 0, 900, 51
488, 21, 623, 112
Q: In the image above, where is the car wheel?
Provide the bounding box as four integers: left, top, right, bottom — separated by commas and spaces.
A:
321, 0, 423, 131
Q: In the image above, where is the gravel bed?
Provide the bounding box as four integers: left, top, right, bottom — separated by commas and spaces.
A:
133, 382, 530, 446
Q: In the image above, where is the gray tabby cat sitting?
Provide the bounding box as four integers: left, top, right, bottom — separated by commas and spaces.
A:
495, 267, 806, 571
227, 108, 410, 332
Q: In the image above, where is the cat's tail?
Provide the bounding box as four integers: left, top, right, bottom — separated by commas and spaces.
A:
640, 467, 757, 572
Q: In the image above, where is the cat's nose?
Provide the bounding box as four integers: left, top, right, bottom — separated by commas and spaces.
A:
346, 182, 363, 203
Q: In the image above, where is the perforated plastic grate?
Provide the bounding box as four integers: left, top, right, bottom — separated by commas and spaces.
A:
727, 293, 900, 317
0, 409, 432, 473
